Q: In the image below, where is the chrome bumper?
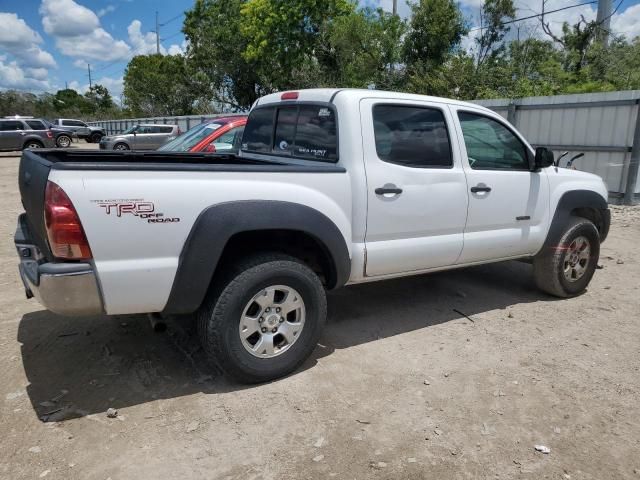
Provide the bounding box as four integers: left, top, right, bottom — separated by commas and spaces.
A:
15, 219, 103, 316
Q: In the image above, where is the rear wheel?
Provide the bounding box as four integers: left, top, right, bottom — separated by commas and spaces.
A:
23, 140, 43, 149
533, 217, 600, 297
113, 143, 129, 151
197, 253, 327, 383
56, 134, 71, 148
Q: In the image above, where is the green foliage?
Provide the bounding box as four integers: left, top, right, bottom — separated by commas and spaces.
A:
0, 84, 122, 120
322, 8, 406, 89
8, 0, 640, 119
403, 0, 467, 67
123, 54, 205, 116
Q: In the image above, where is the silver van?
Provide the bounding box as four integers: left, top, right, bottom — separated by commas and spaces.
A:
99, 124, 180, 150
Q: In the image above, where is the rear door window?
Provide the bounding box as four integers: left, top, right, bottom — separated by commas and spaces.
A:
242, 104, 338, 161
373, 105, 452, 168
26, 120, 47, 130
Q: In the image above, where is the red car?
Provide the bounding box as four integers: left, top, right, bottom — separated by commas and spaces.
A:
158, 116, 247, 153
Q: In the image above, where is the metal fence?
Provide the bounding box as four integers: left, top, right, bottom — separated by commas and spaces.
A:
474, 90, 640, 205
90, 90, 640, 204
89, 113, 245, 137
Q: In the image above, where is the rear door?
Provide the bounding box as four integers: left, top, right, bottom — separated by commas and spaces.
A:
361, 99, 469, 277
0, 120, 26, 150
450, 106, 550, 263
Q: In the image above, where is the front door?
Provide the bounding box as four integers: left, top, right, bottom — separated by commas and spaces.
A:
450, 107, 550, 263
362, 99, 469, 277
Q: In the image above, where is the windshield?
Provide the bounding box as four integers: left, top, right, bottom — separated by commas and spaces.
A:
158, 122, 224, 151
121, 125, 138, 134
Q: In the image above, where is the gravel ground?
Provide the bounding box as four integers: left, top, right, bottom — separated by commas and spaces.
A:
1, 150, 639, 479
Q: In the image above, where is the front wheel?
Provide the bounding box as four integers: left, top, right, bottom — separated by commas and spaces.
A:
90, 132, 102, 143
197, 253, 327, 383
113, 143, 129, 151
533, 217, 600, 297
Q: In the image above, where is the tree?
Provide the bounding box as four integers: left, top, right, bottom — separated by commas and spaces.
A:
322, 8, 406, 89
123, 54, 205, 116
85, 84, 114, 112
183, 0, 263, 110
240, 0, 354, 90
403, 0, 467, 67
475, 0, 516, 67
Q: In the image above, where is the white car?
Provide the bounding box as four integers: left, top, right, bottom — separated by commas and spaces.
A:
15, 88, 610, 383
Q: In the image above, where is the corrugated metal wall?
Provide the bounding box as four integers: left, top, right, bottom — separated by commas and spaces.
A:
474, 90, 640, 203
90, 90, 640, 204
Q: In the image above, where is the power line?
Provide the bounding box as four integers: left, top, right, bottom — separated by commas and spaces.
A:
469, 1, 597, 32
160, 12, 184, 27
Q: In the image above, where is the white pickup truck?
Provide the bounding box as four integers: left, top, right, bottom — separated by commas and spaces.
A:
15, 89, 610, 382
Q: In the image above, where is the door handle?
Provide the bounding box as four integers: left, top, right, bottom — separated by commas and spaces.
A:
470, 185, 491, 193
375, 187, 403, 195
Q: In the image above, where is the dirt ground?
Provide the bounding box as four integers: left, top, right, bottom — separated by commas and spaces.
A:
1, 147, 639, 479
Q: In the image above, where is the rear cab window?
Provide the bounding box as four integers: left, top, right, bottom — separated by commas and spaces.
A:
242, 104, 338, 162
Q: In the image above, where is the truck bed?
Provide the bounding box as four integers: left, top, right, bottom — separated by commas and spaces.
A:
18, 149, 346, 266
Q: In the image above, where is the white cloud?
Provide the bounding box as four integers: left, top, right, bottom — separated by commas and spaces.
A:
127, 20, 186, 56
97, 5, 117, 18
40, 0, 131, 61
25, 67, 49, 81
611, 3, 640, 40
0, 59, 50, 90
167, 43, 184, 56
73, 59, 86, 68
127, 19, 164, 55
40, 0, 100, 37
0, 13, 56, 69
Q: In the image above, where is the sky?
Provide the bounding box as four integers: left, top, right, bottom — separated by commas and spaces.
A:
1, 0, 640, 101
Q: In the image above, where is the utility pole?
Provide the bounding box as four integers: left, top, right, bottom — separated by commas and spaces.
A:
155, 10, 160, 54
87, 63, 92, 89
392, 0, 397, 16
596, 0, 612, 47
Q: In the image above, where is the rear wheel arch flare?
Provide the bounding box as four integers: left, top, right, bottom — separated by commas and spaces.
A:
162, 201, 351, 315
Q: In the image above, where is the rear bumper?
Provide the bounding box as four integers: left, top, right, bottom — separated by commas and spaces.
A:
15, 217, 103, 316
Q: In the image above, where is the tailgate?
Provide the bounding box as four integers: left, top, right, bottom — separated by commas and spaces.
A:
17, 150, 53, 259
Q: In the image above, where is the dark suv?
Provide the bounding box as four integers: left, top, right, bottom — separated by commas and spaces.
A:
0, 117, 57, 151
51, 118, 105, 143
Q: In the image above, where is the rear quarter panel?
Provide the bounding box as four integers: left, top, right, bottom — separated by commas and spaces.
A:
48, 169, 352, 314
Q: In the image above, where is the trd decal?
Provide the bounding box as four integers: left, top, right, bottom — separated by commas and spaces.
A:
92, 199, 180, 223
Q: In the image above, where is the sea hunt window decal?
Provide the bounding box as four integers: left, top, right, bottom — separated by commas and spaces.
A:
91, 199, 180, 223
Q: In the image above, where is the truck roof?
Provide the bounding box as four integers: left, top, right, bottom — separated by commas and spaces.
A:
255, 88, 494, 114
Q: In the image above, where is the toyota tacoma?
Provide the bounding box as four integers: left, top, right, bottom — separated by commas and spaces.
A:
15, 89, 610, 382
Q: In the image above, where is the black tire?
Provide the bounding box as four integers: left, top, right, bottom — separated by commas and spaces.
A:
533, 217, 600, 297
23, 140, 43, 150
113, 143, 129, 151
56, 134, 72, 148
197, 253, 327, 383
90, 132, 103, 143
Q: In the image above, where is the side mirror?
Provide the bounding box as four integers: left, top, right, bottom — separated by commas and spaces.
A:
534, 147, 554, 170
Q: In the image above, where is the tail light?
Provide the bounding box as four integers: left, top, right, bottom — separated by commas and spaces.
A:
281, 91, 299, 100
44, 181, 92, 260
46, 131, 53, 138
